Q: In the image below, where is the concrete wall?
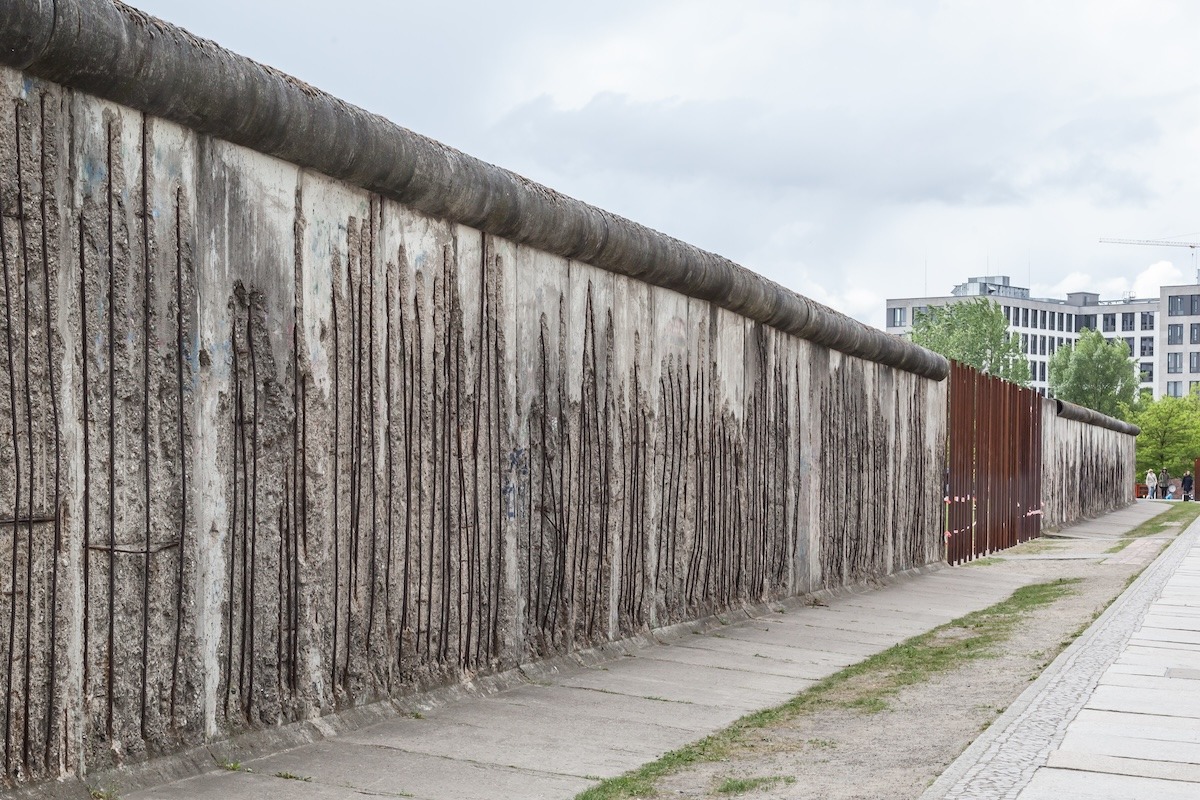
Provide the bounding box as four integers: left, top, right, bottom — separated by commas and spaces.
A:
1041, 398, 1138, 528
0, 66, 949, 788
0, 1, 1139, 791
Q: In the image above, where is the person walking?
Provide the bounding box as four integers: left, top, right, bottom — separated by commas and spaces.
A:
1185, 471, 1195, 502
1159, 467, 1171, 499
1146, 468, 1158, 499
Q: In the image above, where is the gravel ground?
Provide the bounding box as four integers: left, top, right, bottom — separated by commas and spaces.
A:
651, 529, 1180, 800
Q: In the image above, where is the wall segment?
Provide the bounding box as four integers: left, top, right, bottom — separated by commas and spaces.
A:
0, 63, 948, 788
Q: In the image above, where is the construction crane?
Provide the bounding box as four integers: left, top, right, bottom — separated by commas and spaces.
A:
1100, 237, 1200, 280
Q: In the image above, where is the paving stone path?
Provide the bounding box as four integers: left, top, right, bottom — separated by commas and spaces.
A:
924, 507, 1200, 800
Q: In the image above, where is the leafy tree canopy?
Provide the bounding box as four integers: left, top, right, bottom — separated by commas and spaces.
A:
1047, 328, 1138, 420
909, 298, 1028, 386
1131, 394, 1200, 478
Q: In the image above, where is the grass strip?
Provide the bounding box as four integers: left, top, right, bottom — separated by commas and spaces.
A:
574, 579, 1080, 800
1106, 502, 1200, 553
715, 775, 796, 794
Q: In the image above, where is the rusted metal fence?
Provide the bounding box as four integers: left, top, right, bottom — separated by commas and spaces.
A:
945, 361, 1044, 565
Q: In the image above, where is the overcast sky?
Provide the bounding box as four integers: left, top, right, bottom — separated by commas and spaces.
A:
126, 0, 1200, 328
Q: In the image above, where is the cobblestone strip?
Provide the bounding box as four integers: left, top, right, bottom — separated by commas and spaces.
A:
921, 518, 1200, 800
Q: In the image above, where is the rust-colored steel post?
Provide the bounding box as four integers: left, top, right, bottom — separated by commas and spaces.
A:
987, 374, 997, 555
993, 374, 1004, 554
1031, 387, 1044, 539
947, 362, 959, 564
1008, 381, 1017, 551
1017, 382, 1026, 544
1004, 380, 1015, 550
970, 366, 982, 560
976, 370, 987, 558
948, 361, 973, 565
980, 371, 994, 558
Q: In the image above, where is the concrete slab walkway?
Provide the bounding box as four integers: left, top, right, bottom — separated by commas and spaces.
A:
114, 501, 1178, 800
925, 499, 1200, 800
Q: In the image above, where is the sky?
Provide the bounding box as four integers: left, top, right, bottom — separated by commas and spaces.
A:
125, 0, 1200, 329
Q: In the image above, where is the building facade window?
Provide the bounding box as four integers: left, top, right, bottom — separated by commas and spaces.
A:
1141, 362, 1154, 382
1172, 294, 1200, 315
1141, 337, 1155, 356
1039, 336, 1046, 355
1142, 311, 1155, 330
1169, 324, 1184, 344
1192, 381, 1200, 395
1040, 310, 1047, 329
1022, 308, 1029, 327
1077, 314, 1096, 331
887, 307, 906, 327
1169, 352, 1183, 373
1123, 337, 1135, 356
1191, 352, 1200, 373
1192, 323, 1200, 344
1103, 313, 1116, 332
1168, 381, 1183, 397
1122, 312, 1135, 331
1039, 361, 1046, 382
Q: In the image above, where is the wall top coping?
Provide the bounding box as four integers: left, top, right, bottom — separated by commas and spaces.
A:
0, 0, 950, 379
1054, 399, 1140, 436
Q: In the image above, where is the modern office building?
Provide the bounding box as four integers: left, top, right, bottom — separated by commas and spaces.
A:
1159, 284, 1200, 399
884, 275, 1182, 398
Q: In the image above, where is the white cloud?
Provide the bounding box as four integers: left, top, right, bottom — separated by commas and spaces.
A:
1032, 261, 1187, 305
1133, 260, 1188, 297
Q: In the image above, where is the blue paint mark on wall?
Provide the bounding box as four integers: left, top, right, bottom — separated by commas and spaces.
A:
181, 331, 203, 390
503, 447, 529, 520
81, 156, 107, 199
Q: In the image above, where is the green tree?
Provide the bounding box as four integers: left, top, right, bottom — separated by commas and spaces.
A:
1131, 395, 1200, 477
1047, 328, 1138, 419
910, 299, 1029, 386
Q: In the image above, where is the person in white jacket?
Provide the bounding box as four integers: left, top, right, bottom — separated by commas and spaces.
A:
1146, 469, 1158, 499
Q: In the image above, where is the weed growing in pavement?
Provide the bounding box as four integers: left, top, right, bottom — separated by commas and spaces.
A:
573, 579, 1080, 800
715, 775, 796, 794
274, 771, 312, 782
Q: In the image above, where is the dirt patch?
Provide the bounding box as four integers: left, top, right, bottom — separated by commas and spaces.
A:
650, 535, 1175, 799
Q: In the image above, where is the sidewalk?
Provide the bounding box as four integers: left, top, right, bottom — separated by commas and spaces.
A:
924, 501, 1200, 799
111, 502, 1173, 800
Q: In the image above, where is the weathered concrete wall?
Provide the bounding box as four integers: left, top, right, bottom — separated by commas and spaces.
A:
1040, 398, 1138, 529
0, 1, 1139, 792
0, 65, 948, 789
